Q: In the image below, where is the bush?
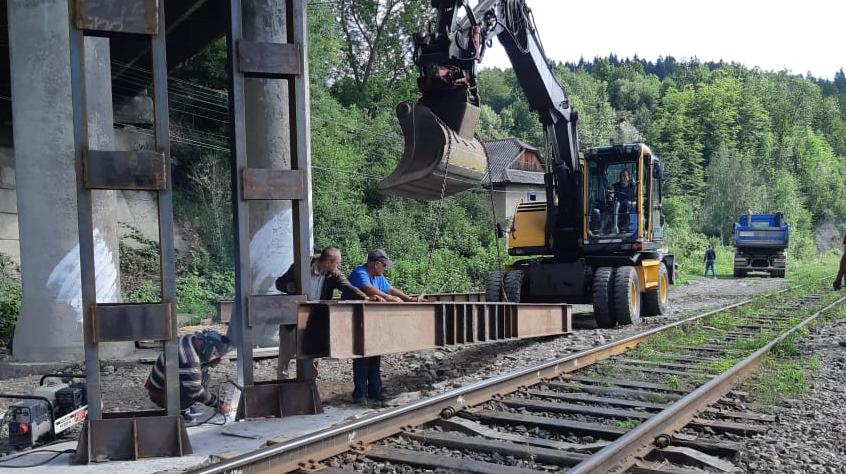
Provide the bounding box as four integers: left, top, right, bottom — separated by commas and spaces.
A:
0, 253, 21, 347
120, 226, 235, 321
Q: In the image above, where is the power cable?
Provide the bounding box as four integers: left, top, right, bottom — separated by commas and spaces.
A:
0, 449, 75, 469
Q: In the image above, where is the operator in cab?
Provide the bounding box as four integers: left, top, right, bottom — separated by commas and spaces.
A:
613, 170, 636, 233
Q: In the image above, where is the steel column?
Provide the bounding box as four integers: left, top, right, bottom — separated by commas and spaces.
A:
226, 0, 319, 418
68, 0, 189, 462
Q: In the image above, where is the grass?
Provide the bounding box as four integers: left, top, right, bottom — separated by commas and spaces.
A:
734, 287, 846, 410
615, 419, 641, 430
627, 276, 842, 391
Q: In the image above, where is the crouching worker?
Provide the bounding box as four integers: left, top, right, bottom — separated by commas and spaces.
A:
144, 329, 231, 420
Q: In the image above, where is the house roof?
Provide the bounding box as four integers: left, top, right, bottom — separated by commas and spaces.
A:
481, 138, 543, 185
503, 169, 545, 185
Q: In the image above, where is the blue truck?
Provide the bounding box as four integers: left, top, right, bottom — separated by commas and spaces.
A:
733, 212, 789, 278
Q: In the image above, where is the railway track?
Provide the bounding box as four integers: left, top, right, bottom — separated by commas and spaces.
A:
189, 283, 844, 474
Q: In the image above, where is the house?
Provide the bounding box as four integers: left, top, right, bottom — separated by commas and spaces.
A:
482, 138, 546, 222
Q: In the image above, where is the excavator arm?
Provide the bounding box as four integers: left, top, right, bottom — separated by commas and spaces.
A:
379, 0, 582, 251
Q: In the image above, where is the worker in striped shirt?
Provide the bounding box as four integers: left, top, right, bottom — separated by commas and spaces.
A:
144, 330, 231, 419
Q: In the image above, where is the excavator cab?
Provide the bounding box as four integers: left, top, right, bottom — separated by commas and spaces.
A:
583, 143, 664, 252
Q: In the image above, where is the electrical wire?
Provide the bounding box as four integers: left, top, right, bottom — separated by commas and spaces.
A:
0, 449, 75, 469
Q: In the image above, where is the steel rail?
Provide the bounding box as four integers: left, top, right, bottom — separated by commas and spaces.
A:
569, 294, 846, 473
187, 281, 814, 474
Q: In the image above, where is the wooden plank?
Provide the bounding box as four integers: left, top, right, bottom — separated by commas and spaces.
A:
690, 417, 765, 435
631, 461, 706, 474
403, 431, 588, 466
617, 358, 705, 370
545, 382, 683, 402
365, 446, 542, 474
241, 168, 306, 200
502, 397, 652, 420
527, 390, 667, 410
560, 375, 690, 393
469, 410, 627, 438
651, 446, 741, 472
84, 150, 166, 190
614, 364, 712, 378
511, 401, 763, 435
238, 40, 302, 77
676, 345, 730, 352
436, 417, 609, 453
527, 390, 774, 421
75, 0, 158, 35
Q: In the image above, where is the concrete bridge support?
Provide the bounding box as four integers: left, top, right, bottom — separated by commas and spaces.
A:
8, 0, 128, 361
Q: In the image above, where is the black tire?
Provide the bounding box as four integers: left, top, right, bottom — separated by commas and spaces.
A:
643, 263, 668, 316
771, 269, 785, 278
592, 267, 615, 328
734, 268, 747, 278
484, 270, 523, 302
613, 266, 641, 326
485, 271, 503, 302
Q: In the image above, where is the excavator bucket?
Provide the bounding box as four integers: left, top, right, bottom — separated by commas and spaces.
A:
378, 102, 487, 200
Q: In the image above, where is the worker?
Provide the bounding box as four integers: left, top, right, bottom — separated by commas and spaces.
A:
344, 249, 418, 402
144, 329, 231, 420
276, 246, 371, 301
832, 231, 846, 291
704, 244, 717, 279
275, 246, 375, 378
613, 170, 635, 232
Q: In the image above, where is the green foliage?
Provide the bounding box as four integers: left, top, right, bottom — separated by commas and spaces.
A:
161, 3, 846, 304
120, 227, 234, 319
0, 253, 21, 347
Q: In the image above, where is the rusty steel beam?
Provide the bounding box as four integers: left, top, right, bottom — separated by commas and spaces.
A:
297, 301, 570, 359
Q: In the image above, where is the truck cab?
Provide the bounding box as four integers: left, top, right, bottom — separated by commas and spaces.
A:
733, 212, 789, 278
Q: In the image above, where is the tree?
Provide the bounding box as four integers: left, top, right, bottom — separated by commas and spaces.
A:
331, 0, 429, 109
700, 146, 766, 240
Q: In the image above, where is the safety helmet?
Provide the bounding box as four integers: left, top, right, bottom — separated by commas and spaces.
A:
197, 330, 231, 364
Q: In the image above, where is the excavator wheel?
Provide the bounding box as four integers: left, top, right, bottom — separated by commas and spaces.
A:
642, 263, 668, 316
484, 270, 523, 302
592, 267, 615, 328
613, 266, 642, 326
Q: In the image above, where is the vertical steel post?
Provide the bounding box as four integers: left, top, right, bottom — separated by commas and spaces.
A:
226, 0, 321, 417
226, 0, 256, 389
151, 0, 181, 417
288, 0, 315, 382
67, 0, 100, 421
66, 0, 190, 461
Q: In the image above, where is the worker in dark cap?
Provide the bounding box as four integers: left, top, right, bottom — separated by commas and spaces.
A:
144, 330, 231, 420
344, 249, 420, 402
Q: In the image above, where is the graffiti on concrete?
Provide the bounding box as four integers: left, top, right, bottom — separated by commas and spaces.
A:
46, 228, 119, 321
250, 209, 293, 294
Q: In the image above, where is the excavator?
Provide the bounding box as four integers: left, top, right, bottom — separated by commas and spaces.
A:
379, 0, 675, 327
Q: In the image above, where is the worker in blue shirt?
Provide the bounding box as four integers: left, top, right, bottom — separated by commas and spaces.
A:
344, 249, 419, 402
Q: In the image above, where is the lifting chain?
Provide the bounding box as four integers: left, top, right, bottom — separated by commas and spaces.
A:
421, 114, 452, 299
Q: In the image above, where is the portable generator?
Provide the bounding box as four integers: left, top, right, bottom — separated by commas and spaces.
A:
1, 374, 87, 450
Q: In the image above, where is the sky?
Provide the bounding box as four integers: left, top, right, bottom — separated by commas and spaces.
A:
480, 0, 844, 80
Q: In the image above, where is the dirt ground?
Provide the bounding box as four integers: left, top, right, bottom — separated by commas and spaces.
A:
0, 275, 788, 440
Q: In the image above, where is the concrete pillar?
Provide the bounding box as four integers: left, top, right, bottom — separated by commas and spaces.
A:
243, 0, 295, 347
8, 0, 128, 361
